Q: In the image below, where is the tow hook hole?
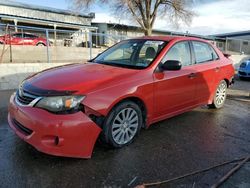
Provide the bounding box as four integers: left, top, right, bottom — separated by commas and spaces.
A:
55, 136, 59, 146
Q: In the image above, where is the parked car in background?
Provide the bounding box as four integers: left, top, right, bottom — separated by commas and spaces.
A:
238, 59, 250, 79
8, 36, 235, 158
0, 32, 49, 46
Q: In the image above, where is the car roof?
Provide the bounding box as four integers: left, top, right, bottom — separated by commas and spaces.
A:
134, 35, 208, 43
12, 32, 37, 36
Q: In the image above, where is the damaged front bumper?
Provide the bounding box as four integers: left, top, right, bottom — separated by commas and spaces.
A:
8, 93, 102, 158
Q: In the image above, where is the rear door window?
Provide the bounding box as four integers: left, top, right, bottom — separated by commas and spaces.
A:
192, 41, 219, 64
12, 33, 22, 38
24, 34, 37, 39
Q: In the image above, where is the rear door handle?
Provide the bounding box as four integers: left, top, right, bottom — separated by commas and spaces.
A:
215, 67, 220, 72
188, 73, 196, 79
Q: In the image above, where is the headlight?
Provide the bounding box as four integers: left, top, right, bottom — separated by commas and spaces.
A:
35, 96, 85, 113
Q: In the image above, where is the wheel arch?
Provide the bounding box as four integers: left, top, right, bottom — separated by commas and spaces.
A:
36, 42, 46, 46
224, 78, 230, 87
209, 79, 229, 104
108, 96, 148, 128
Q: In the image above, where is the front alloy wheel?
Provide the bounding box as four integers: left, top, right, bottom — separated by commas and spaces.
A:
111, 108, 139, 145
101, 101, 142, 148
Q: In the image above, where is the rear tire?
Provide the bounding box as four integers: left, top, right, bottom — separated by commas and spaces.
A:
209, 80, 227, 109
100, 101, 143, 148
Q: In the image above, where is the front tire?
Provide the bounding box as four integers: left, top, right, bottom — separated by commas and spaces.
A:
209, 80, 227, 109
101, 101, 143, 148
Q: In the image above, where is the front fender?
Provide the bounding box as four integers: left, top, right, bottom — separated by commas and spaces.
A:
83, 79, 154, 125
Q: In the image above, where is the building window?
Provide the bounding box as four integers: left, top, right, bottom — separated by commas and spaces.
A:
243, 41, 248, 45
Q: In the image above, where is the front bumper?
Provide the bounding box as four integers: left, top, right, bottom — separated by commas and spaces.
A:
238, 70, 250, 78
8, 93, 102, 158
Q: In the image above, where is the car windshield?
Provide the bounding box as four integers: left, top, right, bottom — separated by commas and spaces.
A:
93, 39, 168, 69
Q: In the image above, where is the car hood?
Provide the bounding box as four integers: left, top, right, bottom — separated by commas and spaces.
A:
24, 63, 140, 95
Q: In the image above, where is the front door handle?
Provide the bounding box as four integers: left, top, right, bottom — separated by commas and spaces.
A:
188, 73, 196, 79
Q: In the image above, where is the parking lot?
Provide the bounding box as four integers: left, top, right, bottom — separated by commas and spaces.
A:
0, 78, 249, 188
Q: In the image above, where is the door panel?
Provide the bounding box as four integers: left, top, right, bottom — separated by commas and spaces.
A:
153, 67, 197, 117
23, 34, 36, 45
191, 41, 221, 104
192, 62, 219, 104
11, 33, 23, 45
153, 41, 197, 119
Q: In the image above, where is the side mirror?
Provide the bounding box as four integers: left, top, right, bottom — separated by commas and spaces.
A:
160, 60, 182, 71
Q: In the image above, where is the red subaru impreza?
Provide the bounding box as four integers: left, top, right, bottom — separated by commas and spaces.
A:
0, 32, 48, 46
8, 36, 235, 158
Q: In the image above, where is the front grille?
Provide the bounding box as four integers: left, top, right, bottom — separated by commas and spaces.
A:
16, 89, 38, 106
239, 71, 247, 76
12, 119, 33, 136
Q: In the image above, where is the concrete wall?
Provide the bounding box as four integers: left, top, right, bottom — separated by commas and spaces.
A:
1, 46, 104, 63
0, 62, 71, 90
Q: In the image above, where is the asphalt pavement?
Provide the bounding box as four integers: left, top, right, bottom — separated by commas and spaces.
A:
0, 78, 249, 188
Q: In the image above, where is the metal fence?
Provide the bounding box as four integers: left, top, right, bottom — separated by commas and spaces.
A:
0, 23, 128, 63
1, 23, 250, 64
226, 38, 250, 54
215, 38, 250, 55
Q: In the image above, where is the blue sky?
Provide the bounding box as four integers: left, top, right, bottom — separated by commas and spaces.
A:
13, 0, 250, 35
14, 0, 68, 9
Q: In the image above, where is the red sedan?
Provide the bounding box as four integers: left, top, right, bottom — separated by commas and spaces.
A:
8, 36, 235, 158
0, 32, 48, 46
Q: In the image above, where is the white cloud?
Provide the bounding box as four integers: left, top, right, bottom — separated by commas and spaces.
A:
93, 0, 250, 35
179, 0, 250, 35
93, 13, 117, 23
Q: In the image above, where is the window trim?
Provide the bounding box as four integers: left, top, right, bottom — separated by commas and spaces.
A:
190, 40, 220, 64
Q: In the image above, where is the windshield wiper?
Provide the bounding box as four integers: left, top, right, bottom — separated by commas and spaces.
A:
95, 61, 145, 69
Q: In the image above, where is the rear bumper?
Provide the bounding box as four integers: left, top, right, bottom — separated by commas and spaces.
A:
8, 93, 102, 158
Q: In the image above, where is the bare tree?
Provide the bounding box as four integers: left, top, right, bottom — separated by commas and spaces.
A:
71, 0, 195, 36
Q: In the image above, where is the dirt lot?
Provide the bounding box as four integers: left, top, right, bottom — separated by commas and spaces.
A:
0, 78, 249, 188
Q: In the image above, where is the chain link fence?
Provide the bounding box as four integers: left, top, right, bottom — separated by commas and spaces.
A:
1, 23, 250, 64
0, 23, 128, 63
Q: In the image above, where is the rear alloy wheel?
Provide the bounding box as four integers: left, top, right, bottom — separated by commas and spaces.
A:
209, 80, 227, 109
101, 101, 142, 148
